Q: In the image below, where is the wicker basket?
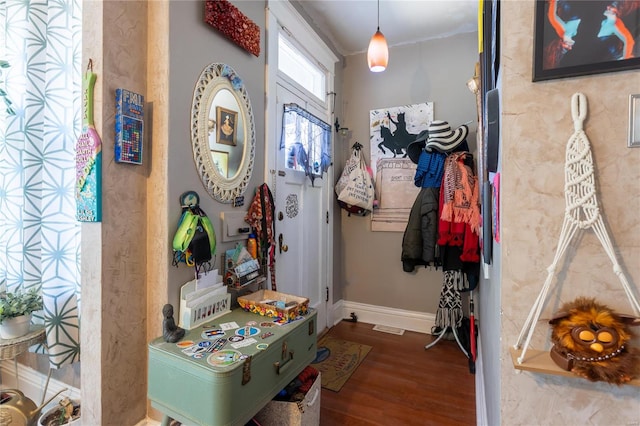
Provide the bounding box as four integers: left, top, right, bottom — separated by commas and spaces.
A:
237, 290, 309, 322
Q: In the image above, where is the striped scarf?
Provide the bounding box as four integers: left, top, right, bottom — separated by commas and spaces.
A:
441, 152, 481, 234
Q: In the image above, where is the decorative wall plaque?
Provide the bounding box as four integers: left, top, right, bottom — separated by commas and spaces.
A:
204, 0, 260, 57
285, 194, 299, 218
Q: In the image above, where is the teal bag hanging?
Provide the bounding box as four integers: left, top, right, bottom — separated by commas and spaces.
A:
172, 191, 216, 267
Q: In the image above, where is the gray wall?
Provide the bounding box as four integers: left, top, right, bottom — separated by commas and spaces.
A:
339, 33, 478, 314
498, 2, 640, 424
167, 0, 267, 310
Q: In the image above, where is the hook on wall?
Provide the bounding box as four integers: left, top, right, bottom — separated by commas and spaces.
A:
335, 117, 350, 136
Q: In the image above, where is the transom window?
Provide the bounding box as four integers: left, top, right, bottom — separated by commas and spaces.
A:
278, 33, 325, 102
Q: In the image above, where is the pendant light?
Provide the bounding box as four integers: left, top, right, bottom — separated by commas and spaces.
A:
367, 0, 388, 72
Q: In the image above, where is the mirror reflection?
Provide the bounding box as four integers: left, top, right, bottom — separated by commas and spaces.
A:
191, 63, 255, 203
208, 88, 245, 179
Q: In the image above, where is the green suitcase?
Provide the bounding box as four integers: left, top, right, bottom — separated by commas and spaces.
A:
148, 308, 317, 426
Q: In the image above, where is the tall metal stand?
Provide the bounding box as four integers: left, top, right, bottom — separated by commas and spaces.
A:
425, 325, 469, 358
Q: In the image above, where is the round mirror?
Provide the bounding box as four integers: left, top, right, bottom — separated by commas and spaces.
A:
191, 63, 255, 203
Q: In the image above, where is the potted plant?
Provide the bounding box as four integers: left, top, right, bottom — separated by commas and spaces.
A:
38, 396, 81, 426
0, 288, 43, 339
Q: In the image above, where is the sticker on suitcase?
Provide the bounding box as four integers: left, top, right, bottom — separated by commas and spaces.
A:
236, 326, 260, 337
202, 329, 225, 339
182, 344, 208, 358
219, 321, 240, 330
230, 337, 257, 349
205, 338, 228, 352
207, 349, 243, 366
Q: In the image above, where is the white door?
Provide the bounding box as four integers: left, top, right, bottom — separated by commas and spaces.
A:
271, 82, 330, 332
265, 2, 337, 333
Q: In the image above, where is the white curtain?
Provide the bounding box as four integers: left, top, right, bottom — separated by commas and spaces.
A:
280, 103, 332, 186
0, 0, 82, 368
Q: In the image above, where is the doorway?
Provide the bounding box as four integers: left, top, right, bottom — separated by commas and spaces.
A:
266, 1, 338, 333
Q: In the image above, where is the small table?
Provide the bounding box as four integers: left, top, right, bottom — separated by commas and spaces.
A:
0, 325, 46, 391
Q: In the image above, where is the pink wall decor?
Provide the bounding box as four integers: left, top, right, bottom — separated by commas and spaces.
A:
204, 0, 260, 57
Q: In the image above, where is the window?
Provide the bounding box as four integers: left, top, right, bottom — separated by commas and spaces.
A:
278, 33, 325, 102
280, 104, 331, 185
0, 0, 82, 368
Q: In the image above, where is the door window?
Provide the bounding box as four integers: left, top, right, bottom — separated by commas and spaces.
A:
281, 104, 331, 184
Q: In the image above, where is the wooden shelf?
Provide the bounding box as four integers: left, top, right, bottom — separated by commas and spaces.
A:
510, 347, 640, 386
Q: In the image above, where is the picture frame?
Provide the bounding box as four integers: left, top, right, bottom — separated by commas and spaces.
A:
533, 1, 640, 82
211, 150, 229, 178
216, 106, 238, 146
369, 102, 433, 232
629, 94, 640, 148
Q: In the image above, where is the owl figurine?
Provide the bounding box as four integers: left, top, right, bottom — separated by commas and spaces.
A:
548, 297, 640, 385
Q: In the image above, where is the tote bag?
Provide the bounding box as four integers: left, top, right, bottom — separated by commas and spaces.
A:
336, 148, 374, 214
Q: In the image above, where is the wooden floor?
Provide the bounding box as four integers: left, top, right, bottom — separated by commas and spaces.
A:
318, 321, 476, 426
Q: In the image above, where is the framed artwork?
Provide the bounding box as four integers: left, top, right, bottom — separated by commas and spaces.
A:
533, 0, 640, 82
211, 150, 229, 178
369, 102, 433, 177
369, 102, 433, 232
629, 94, 640, 147
216, 106, 237, 146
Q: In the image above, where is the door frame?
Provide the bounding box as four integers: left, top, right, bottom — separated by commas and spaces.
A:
265, 0, 338, 332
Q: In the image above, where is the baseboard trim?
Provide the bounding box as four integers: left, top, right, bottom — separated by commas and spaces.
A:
332, 300, 435, 334
475, 338, 487, 426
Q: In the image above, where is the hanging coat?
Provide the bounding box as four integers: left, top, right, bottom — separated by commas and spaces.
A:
401, 186, 440, 272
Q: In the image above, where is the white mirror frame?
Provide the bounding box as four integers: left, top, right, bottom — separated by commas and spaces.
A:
191, 63, 255, 203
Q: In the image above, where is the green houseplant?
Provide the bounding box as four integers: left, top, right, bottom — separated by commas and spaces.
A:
0, 288, 43, 339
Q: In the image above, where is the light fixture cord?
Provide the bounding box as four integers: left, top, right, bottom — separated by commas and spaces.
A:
377, 0, 380, 29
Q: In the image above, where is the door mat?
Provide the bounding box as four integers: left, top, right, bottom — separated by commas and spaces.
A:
311, 336, 372, 392
372, 324, 405, 335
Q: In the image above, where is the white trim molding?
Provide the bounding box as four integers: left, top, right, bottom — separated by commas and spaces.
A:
333, 300, 436, 334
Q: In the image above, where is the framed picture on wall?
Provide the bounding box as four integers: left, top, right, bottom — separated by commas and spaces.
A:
216, 106, 238, 146
533, 0, 640, 82
629, 94, 640, 147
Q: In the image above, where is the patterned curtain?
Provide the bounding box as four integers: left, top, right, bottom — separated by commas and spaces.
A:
280, 103, 331, 186
0, 0, 82, 368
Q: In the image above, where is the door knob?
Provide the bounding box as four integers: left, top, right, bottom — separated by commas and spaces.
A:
278, 233, 288, 253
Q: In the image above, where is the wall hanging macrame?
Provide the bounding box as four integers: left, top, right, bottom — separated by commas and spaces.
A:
514, 92, 640, 364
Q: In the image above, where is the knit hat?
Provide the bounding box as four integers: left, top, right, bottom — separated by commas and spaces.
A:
425, 120, 469, 153
406, 130, 429, 164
